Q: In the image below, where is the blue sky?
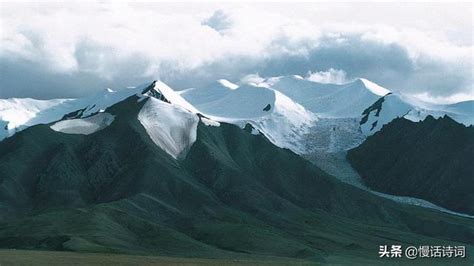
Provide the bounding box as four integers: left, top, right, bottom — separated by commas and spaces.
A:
0, 2, 472, 103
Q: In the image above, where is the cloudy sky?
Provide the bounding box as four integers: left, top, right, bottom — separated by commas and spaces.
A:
0, 2, 472, 103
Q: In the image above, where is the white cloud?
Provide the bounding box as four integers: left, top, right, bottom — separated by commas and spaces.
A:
412, 92, 474, 105
0, 2, 472, 101
306, 69, 348, 84
240, 74, 267, 87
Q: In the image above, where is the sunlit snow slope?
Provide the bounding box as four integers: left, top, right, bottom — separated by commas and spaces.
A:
179, 76, 393, 153
138, 97, 199, 159
0, 98, 71, 139
179, 80, 317, 153
361, 93, 474, 135
258, 76, 390, 118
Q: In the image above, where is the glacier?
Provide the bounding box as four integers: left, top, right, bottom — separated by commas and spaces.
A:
50, 112, 115, 135
138, 97, 199, 160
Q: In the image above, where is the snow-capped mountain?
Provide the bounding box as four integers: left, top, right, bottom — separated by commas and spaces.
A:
0, 98, 70, 137
252, 75, 390, 118
179, 80, 316, 153
360, 93, 474, 135
1, 77, 472, 157
4, 82, 471, 261
0, 80, 208, 160
179, 76, 394, 153
0, 86, 150, 141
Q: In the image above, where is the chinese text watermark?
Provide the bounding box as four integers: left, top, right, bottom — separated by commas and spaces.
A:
379, 245, 466, 259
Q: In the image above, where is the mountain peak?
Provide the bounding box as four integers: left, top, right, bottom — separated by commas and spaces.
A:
152, 81, 200, 114
357, 78, 391, 96
141, 80, 170, 103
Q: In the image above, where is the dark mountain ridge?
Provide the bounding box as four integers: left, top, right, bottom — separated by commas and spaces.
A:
348, 115, 474, 215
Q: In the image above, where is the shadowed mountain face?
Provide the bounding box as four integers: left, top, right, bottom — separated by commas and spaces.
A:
0, 96, 473, 263
348, 116, 474, 215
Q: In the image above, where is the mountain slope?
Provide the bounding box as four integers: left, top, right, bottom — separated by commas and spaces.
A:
360, 93, 474, 135
0, 86, 151, 141
261, 76, 390, 118
180, 81, 316, 153
179, 76, 393, 154
0, 92, 473, 262
0, 97, 71, 140
348, 115, 474, 215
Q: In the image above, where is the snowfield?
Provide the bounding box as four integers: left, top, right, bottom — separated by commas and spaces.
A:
257, 76, 390, 118
50, 112, 115, 135
0, 98, 72, 139
361, 93, 474, 135
138, 97, 199, 160
180, 82, 317, 153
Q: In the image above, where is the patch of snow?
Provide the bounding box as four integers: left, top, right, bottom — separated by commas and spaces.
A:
250, 127, 260, 135
138, 97, 199, 159
217, 79, 238, 90
50, 113, 115, 135
201, 117, 220, 127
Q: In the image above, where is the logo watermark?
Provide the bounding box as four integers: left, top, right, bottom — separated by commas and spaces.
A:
379, 245, 466, 259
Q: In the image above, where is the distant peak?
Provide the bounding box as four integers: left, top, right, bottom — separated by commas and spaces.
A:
217, 79, 239, 90
358, 78, 391, 96
141, 80, 170, 103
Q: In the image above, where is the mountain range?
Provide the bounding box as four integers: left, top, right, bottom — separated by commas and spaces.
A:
3, 76, 472, 153
0, 77, 473, 263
